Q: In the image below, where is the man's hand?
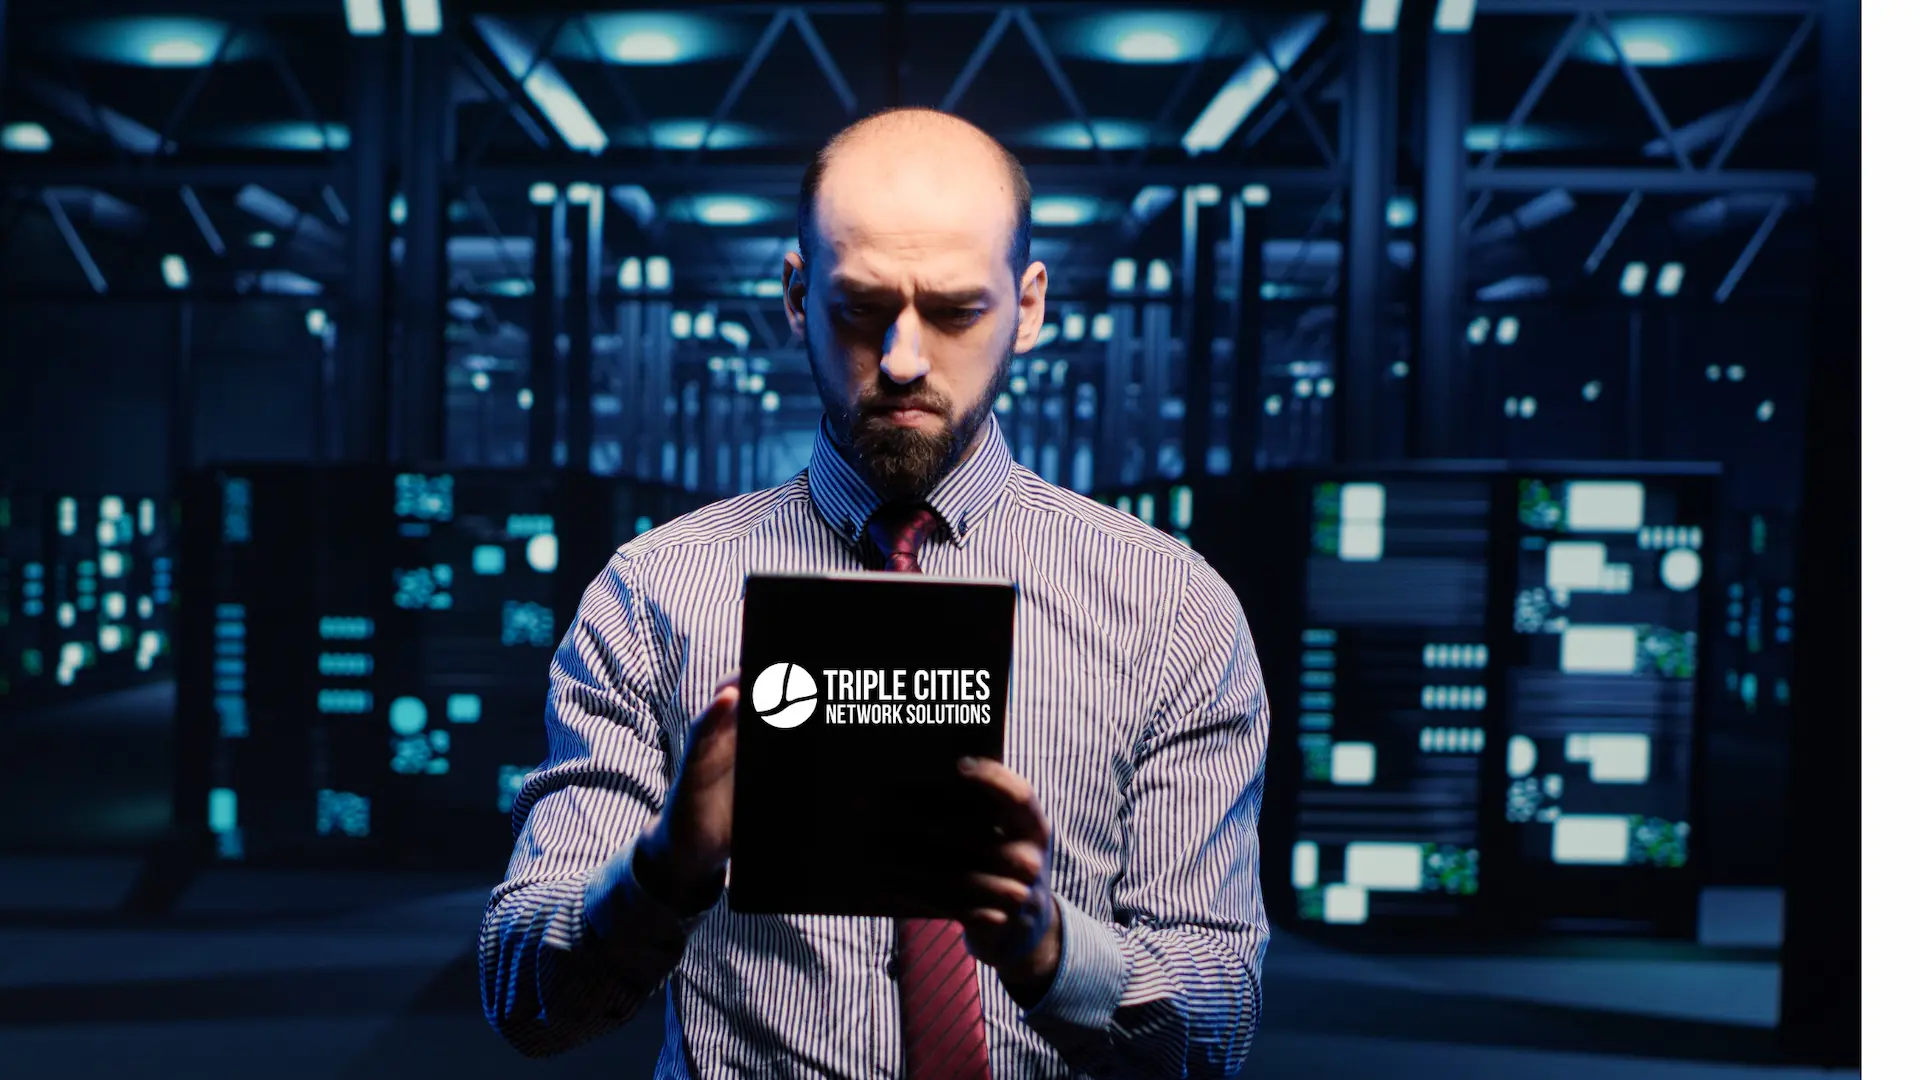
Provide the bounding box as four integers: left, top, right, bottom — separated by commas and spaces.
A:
950, 756, 1064, 1005
635, 686, 1064, 1003
634, 675, 740, 915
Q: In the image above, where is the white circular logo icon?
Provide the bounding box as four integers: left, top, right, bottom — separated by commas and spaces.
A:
752, 663, 818, 728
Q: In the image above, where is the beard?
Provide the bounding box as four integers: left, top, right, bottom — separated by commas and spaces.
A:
809, 329, 1016, 502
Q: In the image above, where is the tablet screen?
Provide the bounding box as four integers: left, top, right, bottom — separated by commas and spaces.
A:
730, 572, 1017, 916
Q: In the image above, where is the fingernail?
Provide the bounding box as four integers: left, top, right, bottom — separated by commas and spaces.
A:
958, 757, 979, 773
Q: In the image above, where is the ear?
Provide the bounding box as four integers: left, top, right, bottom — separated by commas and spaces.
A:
1011, 261, 1049, 355
782, 251, 808, 338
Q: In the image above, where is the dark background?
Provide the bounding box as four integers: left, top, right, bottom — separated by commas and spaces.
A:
0, 1, 1861, 1076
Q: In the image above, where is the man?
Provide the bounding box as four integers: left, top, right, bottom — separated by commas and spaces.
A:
479, 107, 1270, 1078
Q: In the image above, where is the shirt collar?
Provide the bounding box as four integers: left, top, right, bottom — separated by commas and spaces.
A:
806, 411, 1014, 552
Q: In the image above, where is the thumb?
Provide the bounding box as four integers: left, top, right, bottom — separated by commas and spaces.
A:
686, 676, 741, 761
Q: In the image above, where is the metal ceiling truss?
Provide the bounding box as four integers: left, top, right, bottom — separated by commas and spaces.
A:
461, 15, 575, 168
4, 17, 351, 294
1, 1, 1343, 14
9, 67, 162, 293
456, 38, 561, 152
1241, 9, 1338, 167
41, 190, 110, 293
3, 0, 1827, 304
5, 3, 1355, 196
9, 162, 1351, 194
690, 9, 798, 162
1465, 2, 1820, 304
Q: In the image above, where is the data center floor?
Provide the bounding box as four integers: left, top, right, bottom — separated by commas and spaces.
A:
0, 684, 1858, 1080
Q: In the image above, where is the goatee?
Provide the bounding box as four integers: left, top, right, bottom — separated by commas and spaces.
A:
810, 338, 1014, 503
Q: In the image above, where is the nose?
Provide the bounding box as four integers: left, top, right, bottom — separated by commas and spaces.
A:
878, 311, 930, 385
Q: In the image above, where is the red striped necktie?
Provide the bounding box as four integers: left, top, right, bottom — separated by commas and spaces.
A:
865, 503, 993, 1080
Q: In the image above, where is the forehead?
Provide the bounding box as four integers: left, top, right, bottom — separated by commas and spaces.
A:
811, 143, 1014, 287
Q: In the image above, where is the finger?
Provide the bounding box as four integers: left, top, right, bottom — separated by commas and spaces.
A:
957, 872, 1031, 913
958, 759, 1048, 840
957, 837, 1045, 884
684, 685, 740, 776
1000, 841, 1046, 883
692, 683, 740, 741
906, 871, 1024, 920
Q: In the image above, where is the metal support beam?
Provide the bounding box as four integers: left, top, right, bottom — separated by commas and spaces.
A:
40, 0, 1816, 12
1242, 45, 1338, 151
1140, 301, 1173, 479
170, 301, 196, 494
1714, 195, 1788, 303
564, 189, 597, 471
1591, 12, 1693, 170
640, 298, 674, 479
256, 18, 339, 176
1097, 304, 1136, 488
790, 9, 860, 115
42, 192, 108, 294
676, 378, 695, 488
743, 380, 765, 491
940, 8, 1010, 112
16, 70, 159, 154
1416, 23, 1471, 458
151, 24, 242, 159
456, 39, 557, 151
463, 15, 571, 168
315, 306, 336, 463
1338, 22, 1394, 465
6, 163, 347, 188
1149, 14, 1238, 166
1707, 13, 1817, 171
394, 34, 449, 464
180, 186, 227, 256
1012, 7, 1111, 166
339, 37, 391, 464
6, 162, 1347, 193
617, 299, 644, 478
1464, 12, 1584, 230
1227, 193, 1265, 475
461, 184, 532, 279
694, 10, 792, 160
1466, 168, 1814, 194
1476, 0, 1817, 10
527, 202, 560, 468
1243, 11, 1337, 166
743, 301, 785, 352
1583, 191, 1641, 274
699, 362, 721, 492
1778, 0, 1859, 1067
1180, 189, 1223, 478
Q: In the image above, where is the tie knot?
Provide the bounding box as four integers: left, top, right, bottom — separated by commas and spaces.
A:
866, 503, 939, 573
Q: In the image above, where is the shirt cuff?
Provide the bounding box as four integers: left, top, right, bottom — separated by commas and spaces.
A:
581, 835, 721, 972
1018, 892, 1126, 1032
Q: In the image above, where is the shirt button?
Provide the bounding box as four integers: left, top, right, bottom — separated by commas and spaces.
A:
885, 954, 901, 979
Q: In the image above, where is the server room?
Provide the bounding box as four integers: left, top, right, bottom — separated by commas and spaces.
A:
0, 0, 1867, 1077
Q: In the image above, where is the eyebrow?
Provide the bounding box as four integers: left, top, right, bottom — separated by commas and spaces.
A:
830, 279, 993, 307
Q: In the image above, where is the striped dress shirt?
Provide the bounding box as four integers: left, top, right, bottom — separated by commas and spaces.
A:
478, 412, 1271, 1078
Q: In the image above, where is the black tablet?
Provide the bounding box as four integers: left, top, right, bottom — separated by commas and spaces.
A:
729, 571, 1018, 916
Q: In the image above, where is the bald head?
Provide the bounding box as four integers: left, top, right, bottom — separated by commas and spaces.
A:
796, 108, 1032, 286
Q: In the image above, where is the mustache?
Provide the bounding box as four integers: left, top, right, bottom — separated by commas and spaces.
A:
854, 387, 951, 417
